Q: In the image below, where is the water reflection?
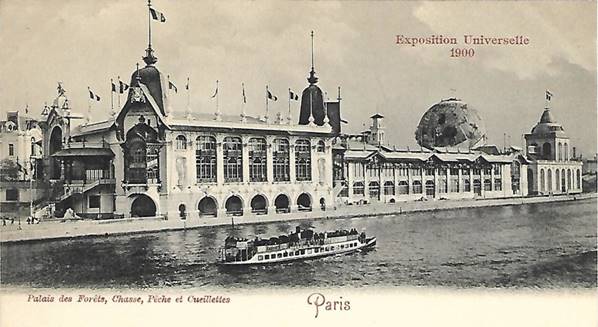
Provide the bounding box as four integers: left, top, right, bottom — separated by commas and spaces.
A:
1, 199, 596, 289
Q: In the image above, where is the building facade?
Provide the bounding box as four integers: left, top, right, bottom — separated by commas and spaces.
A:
42, 46, 338, 220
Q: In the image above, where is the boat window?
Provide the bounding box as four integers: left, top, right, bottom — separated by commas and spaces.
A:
258, 255, 263, 260
300, 250, 305, 255
325, 247, 329, 251
354, 242, 358, 247
331, 246, 335, 250
341, 245, 345, 249
289, 251, 294, 256
283, 252, 288, 257
295, 251, 300, 255
315, 248, 319, 253
277, 253, 282, 258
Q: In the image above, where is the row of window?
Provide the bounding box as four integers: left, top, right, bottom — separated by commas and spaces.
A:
257, 242, 360, 261
350, 178, 504, 196
351, 164, 503, 178
194, 136, 316, 183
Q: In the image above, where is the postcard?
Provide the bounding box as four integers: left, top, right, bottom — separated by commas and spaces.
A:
0, 1, 596, 326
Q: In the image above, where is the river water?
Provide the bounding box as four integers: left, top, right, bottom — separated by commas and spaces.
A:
1, 199, 596, 289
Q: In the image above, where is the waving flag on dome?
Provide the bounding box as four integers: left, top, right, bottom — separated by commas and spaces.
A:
545, 90, 553, 101
119, 80, 129, 94
267, 90, 277, 101
211, 80, 219, 98
149, 8, 166, 22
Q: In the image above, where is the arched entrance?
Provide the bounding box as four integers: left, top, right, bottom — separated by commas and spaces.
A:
178, 204, 187, 220
274, 194, 290, 213
297, 193, 312, 211
425, 180, 435, 197
527, 168, 534, 194
198, 197, 217, 217
319, 197, 326, 211
250, 194, 268, 214
225, 195, 243, 216
130, 195, 156, 217
368, 181, 380, 200
49, 126, 63, 179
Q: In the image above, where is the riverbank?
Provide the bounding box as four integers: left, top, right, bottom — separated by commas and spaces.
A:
1, 193, 596, 243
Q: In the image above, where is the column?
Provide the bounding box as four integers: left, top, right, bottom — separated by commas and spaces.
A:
216, 137, 224, 186
469, 167, 474, 195
458, 167, 462, 193
347, 162, 354, 198
289, 138, 296, 183
266, 136, 274, 183
480, 168, 485, 198
433, 167, 438, 199
490, 165, 495, 195
242, 137, 250, 183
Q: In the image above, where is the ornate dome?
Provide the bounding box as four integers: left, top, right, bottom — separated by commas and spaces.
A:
530, 109, 566, 136
298, 69, 325, 126
415, 98, 486, 149
126, 63, 167, 115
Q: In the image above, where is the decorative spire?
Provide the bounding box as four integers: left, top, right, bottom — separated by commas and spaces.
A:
307, 31, 318, 85
323, 92, 329, 124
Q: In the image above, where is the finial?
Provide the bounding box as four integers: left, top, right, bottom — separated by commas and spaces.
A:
307, 31, 318, 84
323, 92, 330, 124
337, 86, 342, 101
135, 63, 141, 82
143, 0, 157, 65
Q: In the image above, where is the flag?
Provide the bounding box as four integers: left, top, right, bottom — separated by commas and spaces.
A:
25, 104, 29, 114
546, 90, 553, 101
211, 81, 218, 98
89, 88, 100, 101
341, 119, 348, 124
111, 82, 117, 93
169, 80, 178, 93
119, 80, 129, 94
149, 8, 166, 22
289, 89, 299, 101
185, 77, 189, 90
242, 83, 246, 103
267, 90, 277, 101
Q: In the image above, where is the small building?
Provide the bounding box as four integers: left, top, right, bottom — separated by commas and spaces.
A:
524, 107, 583, 195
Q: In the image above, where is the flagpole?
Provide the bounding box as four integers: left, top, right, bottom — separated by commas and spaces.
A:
117, 76, 122, 111
110, 78, 114, 117
265, 85, 269, 124
148, 0, 152, 50
186, 77, 191, 119
86, 87, 91, 125
241, 83, 246, 123
288, 88, 291, 125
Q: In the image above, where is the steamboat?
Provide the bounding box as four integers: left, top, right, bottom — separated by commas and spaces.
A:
218, 226, 376, 266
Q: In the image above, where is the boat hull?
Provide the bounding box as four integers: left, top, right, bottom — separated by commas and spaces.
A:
218, 237, 377, 266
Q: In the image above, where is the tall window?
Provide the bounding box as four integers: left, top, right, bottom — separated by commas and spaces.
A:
493, 164, 501, 176
175, 135, 187, 150
196, 136, 216, 183
450, 178, 459, 192
412, 180, 422, 193
353, 182, 364, 195
439, 179, 448, 193
223, 136, 242, 182
398, 181, 409, 194
8, 144, 14, 157
249, 138, 267, 182
484, 178, 492, 191
384, 181, 395, 195
273, 138, 290, 182
295, 139, 311, 181
464, 179, 471, 192
5, 188, 18, 201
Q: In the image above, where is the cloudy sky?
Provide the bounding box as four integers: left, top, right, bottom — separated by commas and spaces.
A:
1, 1, 596, 155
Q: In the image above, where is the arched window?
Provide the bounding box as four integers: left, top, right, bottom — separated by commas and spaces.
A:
196, 136, 216, 183
558, 142, 562, 161
540, 169, 545, 192
353, 182, 365, 196
564, 143, 569, 161
425, 180, 435, 196
577, 170, 581, 190
398, 181, 409, 195
484, 178, 492, 191
555, 169, 560, 191
223, 136, 242, 182
412, 180, 422, 193
543, 143, 552, 160
464, 179, 471, 192
273, 138, 290, 182
176, 135, 187, 150
295, 139, 311, 181
317, 140, 325, 153
369, 181, 380, 199
384, 181, 395, 195
567, 169, 571, 190
249, 138, 267, 182
547, 169, 552, 191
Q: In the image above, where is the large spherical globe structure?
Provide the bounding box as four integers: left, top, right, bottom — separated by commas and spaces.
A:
415, 98, 486, 149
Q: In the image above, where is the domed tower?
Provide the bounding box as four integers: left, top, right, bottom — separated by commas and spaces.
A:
415, 98, 486, 149
524, 107, 570, 161
298, 31, 325, 126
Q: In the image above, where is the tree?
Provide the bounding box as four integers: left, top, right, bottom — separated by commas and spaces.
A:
0, 159, 20, 182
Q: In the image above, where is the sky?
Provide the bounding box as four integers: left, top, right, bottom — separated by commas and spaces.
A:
0, 0, 596, 156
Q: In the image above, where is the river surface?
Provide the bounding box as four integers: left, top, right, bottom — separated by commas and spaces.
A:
1, 199, 596, 289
